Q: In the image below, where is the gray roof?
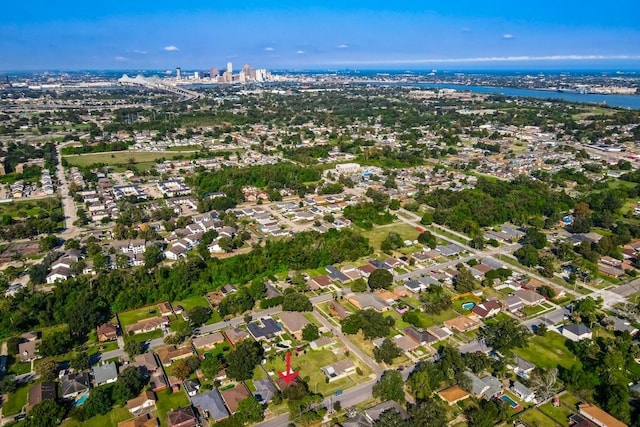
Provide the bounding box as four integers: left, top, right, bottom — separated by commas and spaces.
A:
247, 317, 281, 339
61, 372, 90, 397
512, 381, 534, 398
253, 378, 277, 404
459, 339, 492, 354
92, 362, 118, 384
607, 316, 639, 334
513, 355, 536, 372
564, 324, 592, 336
365, 401, 409, 422
325, 265, 350, 282
191, 389, 230, 422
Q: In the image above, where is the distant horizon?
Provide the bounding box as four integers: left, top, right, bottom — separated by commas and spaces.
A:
2, 66, 640, 75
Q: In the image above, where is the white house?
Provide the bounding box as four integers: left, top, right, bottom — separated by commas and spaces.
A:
511, 381, 536, 403
562, 324, 593, 342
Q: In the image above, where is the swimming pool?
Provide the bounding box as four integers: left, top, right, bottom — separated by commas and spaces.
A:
74, 392, 89, 406
500, 394, 519, 409
461, 302, 475, 310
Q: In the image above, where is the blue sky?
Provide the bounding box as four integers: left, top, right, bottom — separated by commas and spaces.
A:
1, 1, 639, 70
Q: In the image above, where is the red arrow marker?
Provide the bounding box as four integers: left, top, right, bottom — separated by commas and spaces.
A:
278, 351, 299, 384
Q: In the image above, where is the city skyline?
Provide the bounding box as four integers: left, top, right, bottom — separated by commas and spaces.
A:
1, 1, 640, 71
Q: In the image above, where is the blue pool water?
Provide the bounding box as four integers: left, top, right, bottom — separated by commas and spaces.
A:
74, 392, 89, 406
462, 302, 475, 310
500, 394, 519, 409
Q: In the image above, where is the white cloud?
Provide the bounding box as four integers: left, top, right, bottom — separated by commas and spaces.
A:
264, 47, 275, 52
114, 56, 128, 62
296, 50, 305, 55
132, 49, 147, 55
163, 45, 179, 52
335, 54, 640, 65
336, 44, 349, 49
503, 34, 514, 39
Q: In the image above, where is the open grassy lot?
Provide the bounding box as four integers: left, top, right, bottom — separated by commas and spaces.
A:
263, 348, 371, 397
3, 382, 29, 415
520, 408, 564, 427
539, 401, 576, 425
63, 151, 185, 168
62, 407, 131, 427
360, 222, 422, 250
155, 389, 190, 427
514, 331, 580, 370
173, 295, 211, 312
118, 305, 163, 327
0, 197, 61, 219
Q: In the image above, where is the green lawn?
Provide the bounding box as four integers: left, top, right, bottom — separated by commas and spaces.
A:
62, 407, 131, 427
418, 309, 459, 328
539, 401, 576, 425
8, 360, 32, 376
63, 151, 185, 168
126, 329, 163, 343
155, 388, 190, 427
520, 408, 564, 427
514, 332, 580, 370
173, 295, 210, 312
522, 304, 548, 317
360, 222, 421, 251
118, 305, 163, 327
453, 296, 482, 312
263, 348, 371, 397
3, 383, 30, 415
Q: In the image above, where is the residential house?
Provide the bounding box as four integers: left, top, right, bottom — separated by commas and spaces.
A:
46, 266, 73, 284
97, 323, 118, 342
438, 385, 470, 406
253, 378, 277, 404
132, 352, 159, 375
459, 339, 492, 355
403, 326, 437, 345
157, 302, 173, 317
192, 332, 225, 351
112, 239, 147, 255
502, 295, 525, 313
391, 335, 420, 352
223, 327, 250, 346
27, 382, 56, 411
126, 317, 169, 335
60, 372, 90, 400
127, 391, 157, 415
167, 406, 198, 427
514, 289, 546, 306
606, 316, 639, 336
562, 324, 593, 342
426, 326, 453, 341
327, 302, 350, 320
348, 293, 390, 312
511, 381, 535, 403
512, 355, 536, 380
93, 362, 118, 386
321, 359, 356, 382
404, 279, 427, 293
220, 383, 251, 414
443, 315, 482, 333
464, 372, 502, 400
183, 379, 200, 397
278, 312, 310, 340
471, 300, 502, 319
247, 317, 282, 341
191, 389, 230, 423
364, 401, 409, 423
357, 263, 377, 277
325, 265, 350, 283
578, 402, 628, 427
18, 339, 40, 362
308, 275, 332, 289
156, 345, 194, 367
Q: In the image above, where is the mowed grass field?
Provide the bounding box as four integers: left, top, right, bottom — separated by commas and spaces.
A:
360, 222, 422, 250
514, 331, 580, 370
63, 151, 185, 167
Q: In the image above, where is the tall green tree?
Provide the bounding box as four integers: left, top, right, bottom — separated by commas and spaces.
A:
372, 370, 405, 403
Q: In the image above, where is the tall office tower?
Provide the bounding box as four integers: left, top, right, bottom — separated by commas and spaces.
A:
242, 63, 251, 77
226, 62, 233, 73
194, 71, 200, 80
210, 67, 219, 77
176, 67, 182, 80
